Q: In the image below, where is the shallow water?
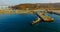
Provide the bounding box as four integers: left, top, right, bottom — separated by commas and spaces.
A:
0, 14, 60, 32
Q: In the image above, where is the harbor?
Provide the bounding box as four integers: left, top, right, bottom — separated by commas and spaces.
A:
0, 9, 54, 25
0, 0, 60, 32
0, 6, 60, 32
30, 10, 54, 25
0, 12, 60, 32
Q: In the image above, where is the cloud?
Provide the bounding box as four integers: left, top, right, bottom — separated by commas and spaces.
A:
0, 0, 6, 6
49, 0, 60, 3
0, 0, 60, 6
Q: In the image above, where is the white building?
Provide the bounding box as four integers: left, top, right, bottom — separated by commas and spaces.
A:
0, 6, 9, 10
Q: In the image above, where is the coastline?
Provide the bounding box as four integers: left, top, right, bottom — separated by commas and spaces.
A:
47, 10, 60, 15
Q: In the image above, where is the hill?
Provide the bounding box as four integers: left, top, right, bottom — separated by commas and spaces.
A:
9, 3, 60, 10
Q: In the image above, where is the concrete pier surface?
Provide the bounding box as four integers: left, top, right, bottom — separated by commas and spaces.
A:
31, 17, 41, 25
40, 15, 54, 22
31, 10, 54, 25
36, 12, 54, 22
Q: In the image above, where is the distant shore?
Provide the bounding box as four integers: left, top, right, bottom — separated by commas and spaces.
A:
47, 10, 60, 15
0, 9, 34, 14
0, 9, 60, 15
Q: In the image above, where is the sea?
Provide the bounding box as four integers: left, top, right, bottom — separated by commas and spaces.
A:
0, 13, 60, 32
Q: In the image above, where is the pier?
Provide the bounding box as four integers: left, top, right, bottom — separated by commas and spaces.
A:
31, 10, 54, 25
36, 12, 54, 22
31, 17, 41, 25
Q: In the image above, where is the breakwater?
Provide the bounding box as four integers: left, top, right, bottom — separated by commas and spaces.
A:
47, 10, 60, 15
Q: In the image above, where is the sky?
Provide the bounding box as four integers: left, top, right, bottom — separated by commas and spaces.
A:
0, 0, 60, 6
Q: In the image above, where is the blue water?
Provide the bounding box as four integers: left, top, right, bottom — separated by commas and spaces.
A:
0, 14, 60, 32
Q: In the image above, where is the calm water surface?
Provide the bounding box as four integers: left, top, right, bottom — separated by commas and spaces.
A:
0, 14, 60, 32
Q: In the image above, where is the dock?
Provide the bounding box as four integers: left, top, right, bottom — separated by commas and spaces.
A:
36, 12, 54, 22
31, 17, 41, 25
31, 11, 54, 25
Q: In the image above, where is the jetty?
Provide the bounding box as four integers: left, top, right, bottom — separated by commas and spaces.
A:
32, 11, 54, 24
31, 10, 54, 25
47, 10, 60, 15
37, 11, 54, 22
31, 17, 41, 25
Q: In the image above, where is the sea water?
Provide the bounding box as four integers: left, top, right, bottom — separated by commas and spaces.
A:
0, 14, 60, 32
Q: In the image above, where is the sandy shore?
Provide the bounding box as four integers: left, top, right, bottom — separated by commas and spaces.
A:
0, 9, 60, 14
0, 9, 34, 14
